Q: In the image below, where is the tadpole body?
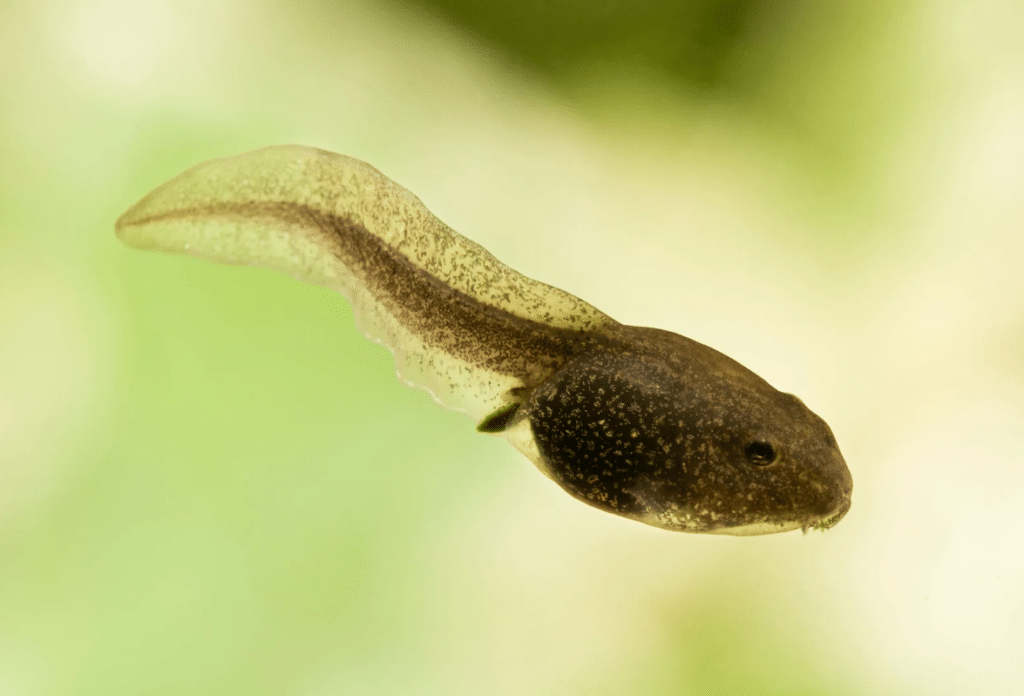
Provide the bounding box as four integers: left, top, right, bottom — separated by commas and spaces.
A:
117, 146, 852, 535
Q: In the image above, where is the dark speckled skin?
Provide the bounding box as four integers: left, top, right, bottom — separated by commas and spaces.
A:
519, 326, 852, 533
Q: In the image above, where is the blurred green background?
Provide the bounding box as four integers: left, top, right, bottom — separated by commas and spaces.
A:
1, 0, 1023, 694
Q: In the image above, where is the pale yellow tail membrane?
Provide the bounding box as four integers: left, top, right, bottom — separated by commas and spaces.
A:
116, 145, 618, 424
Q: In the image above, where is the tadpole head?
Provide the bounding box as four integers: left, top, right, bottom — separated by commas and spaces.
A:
523, 328, 853, 535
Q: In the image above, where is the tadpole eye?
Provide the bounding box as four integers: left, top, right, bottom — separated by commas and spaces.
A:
745, 441, 776, 466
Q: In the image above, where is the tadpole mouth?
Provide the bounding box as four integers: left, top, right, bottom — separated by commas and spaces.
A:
806, 441, 853, 532
806, 492, 852, 532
